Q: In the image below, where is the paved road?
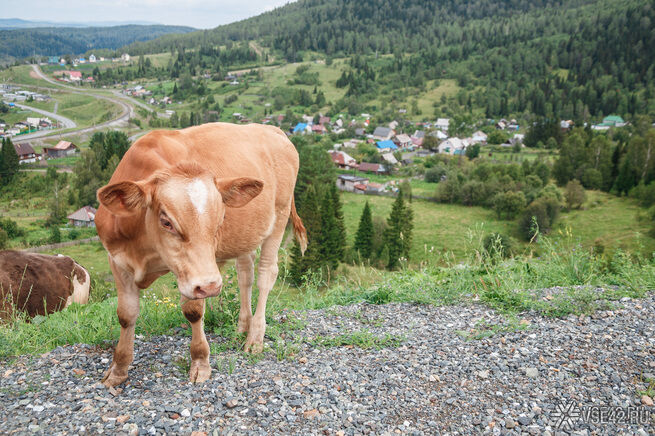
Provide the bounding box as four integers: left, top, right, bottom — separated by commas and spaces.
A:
5, 101, 76, 128
13, 65, 138, 140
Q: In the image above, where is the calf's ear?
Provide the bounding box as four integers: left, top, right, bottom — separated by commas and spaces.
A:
97, 181, 150, 216
215, 177, 264, 208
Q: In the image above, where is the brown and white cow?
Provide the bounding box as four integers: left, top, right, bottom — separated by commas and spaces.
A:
95, 122, 307, 387
0, 250, 89, 318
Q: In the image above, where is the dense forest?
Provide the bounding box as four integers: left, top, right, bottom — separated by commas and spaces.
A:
0, 25, 194, 60
112, 0, 655, 121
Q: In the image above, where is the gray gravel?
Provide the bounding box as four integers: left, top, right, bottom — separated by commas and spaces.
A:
0, 294, 653, 435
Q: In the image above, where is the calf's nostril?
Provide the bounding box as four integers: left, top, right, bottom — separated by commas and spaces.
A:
194, 286, 207, 298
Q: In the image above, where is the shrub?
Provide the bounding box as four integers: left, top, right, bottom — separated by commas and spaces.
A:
483, 232, 515, 260
565, 179, 587, 210
0, 228, 8, 249
493, 191, 526, 219
0, 218, 24, 239
424, 165, 447, 183
582, 168, 602, 190
629, 181, 655, 208
518, 196, 560, 241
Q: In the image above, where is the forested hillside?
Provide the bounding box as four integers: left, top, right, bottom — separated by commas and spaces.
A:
0, 25, 195, 60
119, 0, 655, 120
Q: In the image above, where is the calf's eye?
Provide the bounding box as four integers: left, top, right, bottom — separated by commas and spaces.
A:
160, 216, 175, 233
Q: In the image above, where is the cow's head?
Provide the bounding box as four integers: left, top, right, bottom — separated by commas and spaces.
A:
97, 163, 263, 299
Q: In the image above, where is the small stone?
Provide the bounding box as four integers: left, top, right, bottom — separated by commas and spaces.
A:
142, 400, 151, 407
477, 370, 489, 379
170, 413, 180, 420
117, 415, 130, 424
641, 395, 654, 406
336, 432, 345, 436
123, 423, 138, 436
190, 432, 207, 436
303, 409, 319, 419
32, 405, 44, 413
181, 409, 190, 417
525, 367, 539, 378
505, 418, 516, 429
225, 399, 238, 409
29, 424, 40, 433
517, 415, 531, 426
73, 368, 86, 376
298, 357, 308, 364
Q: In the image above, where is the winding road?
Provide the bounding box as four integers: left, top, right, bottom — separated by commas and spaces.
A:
10, 65, 153, 140
5, 102, 76, 129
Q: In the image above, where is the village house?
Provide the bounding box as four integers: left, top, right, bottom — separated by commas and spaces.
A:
43, 141, 79, 158
89, 54, 97, 63
67, 206, 97, 227
438, 138, 467, 155
376, 140, 398, 152
471, 131, 488, 143
365, 182, 385, 194
435, 118, 450, 132
328, 150, 358, 170
429, 129, 448, 140
311, 124, 327, 134
337, 174, 369, 192
358, 162, 389, 175
293, 122, 311, 135
12, 142, 41, 164
372, 126, 395, 141
381, 152, 398, 165
64, 71, 82, 82
121, 53, 131, 62
393, 134, 413, 149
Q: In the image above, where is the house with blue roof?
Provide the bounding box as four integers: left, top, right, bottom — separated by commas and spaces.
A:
293, 123, 309, 134
376, 140, 397, 150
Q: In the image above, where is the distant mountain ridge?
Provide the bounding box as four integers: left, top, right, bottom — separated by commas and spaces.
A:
0, 18, 162, 29
0, 24, 195, 61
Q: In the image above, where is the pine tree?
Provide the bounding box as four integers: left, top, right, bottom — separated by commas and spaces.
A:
382, 188, 414, 270
318, 188, 340, 271
0, 137, 19, 182
289, 185, 322, 284
354, 201, 373, 260
329, 184, 346, 261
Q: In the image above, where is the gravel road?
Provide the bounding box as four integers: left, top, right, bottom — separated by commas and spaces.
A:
0, 294, 653, 435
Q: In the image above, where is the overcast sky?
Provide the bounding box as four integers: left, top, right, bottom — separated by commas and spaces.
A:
1, 0, 295, 29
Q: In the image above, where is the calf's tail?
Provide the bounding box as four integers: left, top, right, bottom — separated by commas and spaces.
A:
290, 196, 307, 255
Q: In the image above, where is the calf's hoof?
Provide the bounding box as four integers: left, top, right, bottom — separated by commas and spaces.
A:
101, 363, 128, 388
244, 330, 265, 353
189, 360, 211, 383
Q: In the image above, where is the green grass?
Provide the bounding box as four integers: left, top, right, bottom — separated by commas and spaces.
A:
57, 93, 119, 127
309, 329, 405, 349
342, 192, 515, 262
415, 79, 460, 115
0, 231, 653, 359
0, 65, 58, 88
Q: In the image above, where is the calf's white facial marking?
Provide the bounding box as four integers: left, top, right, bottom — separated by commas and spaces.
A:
186, 179, 208, 215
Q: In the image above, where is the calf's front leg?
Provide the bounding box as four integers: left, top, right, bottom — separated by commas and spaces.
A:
181, 297, 211, 383
102, 260, 140, 388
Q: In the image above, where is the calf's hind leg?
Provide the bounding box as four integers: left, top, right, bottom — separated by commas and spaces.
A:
244, 219, 285, 353
181, 297, 211, 383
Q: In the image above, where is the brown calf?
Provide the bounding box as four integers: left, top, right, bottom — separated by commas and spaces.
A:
95, 122, 306, 387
